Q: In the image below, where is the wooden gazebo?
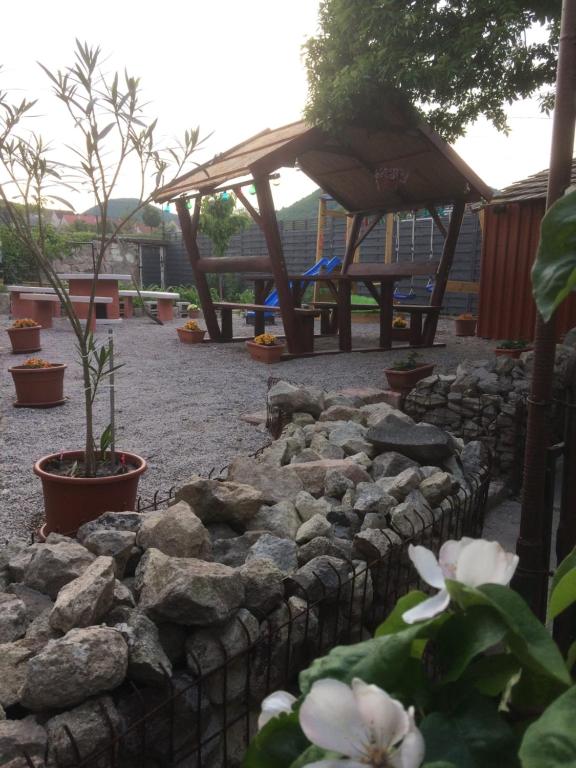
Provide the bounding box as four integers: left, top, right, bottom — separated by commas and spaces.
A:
156, 114, 492, 355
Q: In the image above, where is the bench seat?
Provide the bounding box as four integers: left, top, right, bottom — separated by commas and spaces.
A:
212, 302, 319, 352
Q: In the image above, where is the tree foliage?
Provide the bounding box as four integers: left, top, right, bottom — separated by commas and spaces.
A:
142, 203, 162, 229
199, 193, 250, 258
304, 0, 560, 142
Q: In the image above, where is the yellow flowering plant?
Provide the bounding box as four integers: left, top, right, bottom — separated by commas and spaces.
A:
392, 314, 408, 329
21, 357, 53, 368
254, 333, 278, 346
11, 318, 40, 328
182, 320, 202, 331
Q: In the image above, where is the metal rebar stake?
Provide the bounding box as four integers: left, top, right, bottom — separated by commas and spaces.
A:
108, 329, 116, 467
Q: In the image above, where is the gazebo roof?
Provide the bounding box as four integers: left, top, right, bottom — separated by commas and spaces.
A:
156, 118, 492, 212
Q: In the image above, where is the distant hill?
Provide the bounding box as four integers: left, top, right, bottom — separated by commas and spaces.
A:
277, 189, 323, 221
82, 198, 177, 223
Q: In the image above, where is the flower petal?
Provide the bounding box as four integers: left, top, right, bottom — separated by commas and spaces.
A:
438, 538, 475, 578
299, 679, 368, 759
352, 678, 409, 750
455, 540, 519, 587
389, 708, 425, 768
402, 589, 451, 624
408, 545, 445, 589
258, 690, 297, 730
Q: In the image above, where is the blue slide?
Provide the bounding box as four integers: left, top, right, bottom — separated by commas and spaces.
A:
246, 256, 342, 322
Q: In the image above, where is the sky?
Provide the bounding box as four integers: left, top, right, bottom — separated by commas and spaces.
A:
0, 0, 556, 213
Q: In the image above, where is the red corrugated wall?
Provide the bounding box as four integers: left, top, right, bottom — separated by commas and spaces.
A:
477, 200, 576, 341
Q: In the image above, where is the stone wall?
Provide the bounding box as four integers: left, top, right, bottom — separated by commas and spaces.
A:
0, 382, 489, 767
50, 240, 141, 278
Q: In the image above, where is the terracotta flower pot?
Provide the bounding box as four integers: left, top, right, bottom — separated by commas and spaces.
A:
34, 450, 147, 538
384, 363, 435, 394
495, 346, 531, 359
177, 327, 206, 344
188, 309, 200, 319
7, 325, 41, 354
9, 363, 66, 408
454, 318, 477, 337
391, 327, 411, 341
246, 340, 285, 363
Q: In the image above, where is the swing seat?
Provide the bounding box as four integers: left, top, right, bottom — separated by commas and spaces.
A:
425, 277, 435, 293
393, 286, 417, 301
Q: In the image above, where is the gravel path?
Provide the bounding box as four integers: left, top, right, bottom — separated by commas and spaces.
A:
1, 314, 496, 542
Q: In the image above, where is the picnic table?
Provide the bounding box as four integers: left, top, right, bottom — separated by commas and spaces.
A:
57, 273, 131, 322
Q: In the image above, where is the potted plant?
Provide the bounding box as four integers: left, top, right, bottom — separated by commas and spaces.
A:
495, 339, 532, 358
187, 303, 200, 318
454, 312, 477, 336
177, 319, 206, 344
0, 42, 200, 537
246, 332, 286, 363
384, 352, 435, 393
391, 313, 410, 341
9, 357, 66, 408
6, 318, 42, 354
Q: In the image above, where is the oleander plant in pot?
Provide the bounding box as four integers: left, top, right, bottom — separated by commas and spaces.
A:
247, 538, 576, 768
454, 312, 477, 337
384, 352, 434, 393
9, 356, 66, 408
0, 41, 202, 536
246, 332, 286, 363
495, 339, 532, 359
177, 318, 206, 344
6, 317, 42, 354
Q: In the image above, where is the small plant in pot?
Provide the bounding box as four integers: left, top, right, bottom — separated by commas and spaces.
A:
9, 357, 66, 408
246, 332, 286, 363
6, 318, 42, 354
384, 352, 435, 393
391, 313, 410, 341
187, 303, 200, 318
495, 339, 532, 358
0, 41, 201, 537
454, 312, 477, 336
177, 319, 206, 344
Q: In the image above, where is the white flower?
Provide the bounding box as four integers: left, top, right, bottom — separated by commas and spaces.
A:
402, 538, 519, 624
299, 678, 424, 768
258, 690, 297, 730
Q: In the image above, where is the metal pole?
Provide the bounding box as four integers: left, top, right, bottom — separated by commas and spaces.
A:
514, 0, 576, 618
108, 329, 116, 467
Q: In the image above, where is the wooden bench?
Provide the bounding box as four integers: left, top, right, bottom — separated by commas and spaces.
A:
119, 290, 180, 322
213, 302, 320, 352
20, 293, 112, 330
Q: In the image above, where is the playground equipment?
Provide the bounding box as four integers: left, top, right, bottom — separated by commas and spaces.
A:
155, 116, 491, 357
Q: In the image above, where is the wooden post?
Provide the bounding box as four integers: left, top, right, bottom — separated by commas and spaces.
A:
254, 176, 302, 353
176, 198, 222, 341
422, 200, 466, 344
313, 196, 327, 303
338, 278, 352, 351
342, 214, 363, 273
379, 281, 394, 349
384, 213, 394, 264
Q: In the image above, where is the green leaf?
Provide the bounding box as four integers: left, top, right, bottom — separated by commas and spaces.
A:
99, 424, 113, 455
548, 569, 576, 621
436, 606, 508, 682
519, 686, 576, 767
463, 654, 521, 697
532, 188, 576, 322
375, 590, 428, 636
423, 763, 458, 768
243, 712, 309, 768
421, 695, 519, 768
288, 746, 340, 768
566, 642, 576, 671
552, 548, 576, 594
446, 582, 571, 688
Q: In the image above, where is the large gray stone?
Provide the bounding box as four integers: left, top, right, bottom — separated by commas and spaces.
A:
136, 549, 244, 625
285, 556, 351, 603
20, 626, 128, 711
353, 483, 396, 515
291, 448, 324, 464
185, 609, 259, 704
324, 470, 354, 499
329, 424, 375, 458
366, 423, 453, 464
46, 696, 121, 768
419, 472, 454, 506
297, 536, 353, 566
319, 405, 366, 424
24, 609, 60, 642
7, 584, 53, 624
136, 501, 211, 559
23, 541, 95, 599
114, 610, 172, 687
211, 532, 263, 567
227, 457, 304, 504
461, 440, 490, 477
6, 545, 42, 583
245, 501, 300, 539
49, 556, 116, 634
80, 529, 136, 577
76, 511, 145, 542
0, 638, 46, 707
296, 514, 333, 545
310, 434, 346, 460
238, 559, 285, 616
289, 460, 372, 496
390, 501, 429, 537
352, 528, 402, 561
0, 717, 47, 766
387, 468, 424, 500
294, 491, 331, 522
175, 476, 266, 529
0, 593, 28, 643
268, 381, 324, 417
245, 534, 298, 573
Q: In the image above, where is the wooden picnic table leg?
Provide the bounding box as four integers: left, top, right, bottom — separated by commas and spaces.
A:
338, 279, 352, 352
409, 311, 423, 346
320, 308, 331, 335
220, 308, 233, 341
254, 279, 266, 336
379, 280, 394, 349
298, 315, 315, 353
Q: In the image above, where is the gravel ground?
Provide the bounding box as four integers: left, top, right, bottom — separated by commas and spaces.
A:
1, 313, 496, 542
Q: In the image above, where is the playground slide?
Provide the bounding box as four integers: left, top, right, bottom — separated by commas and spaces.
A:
246, 256, 342, 321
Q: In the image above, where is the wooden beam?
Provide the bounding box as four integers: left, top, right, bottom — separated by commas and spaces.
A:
423, 199, 466, 344
314, 196, 327, 303
175, 198, 221, 341
234, 187, 262, 226
354, 213, 383, 250
384, 213, 394, 264
429, 205, 448, 238
254, 175, 302, 354
342, 214, 363, 273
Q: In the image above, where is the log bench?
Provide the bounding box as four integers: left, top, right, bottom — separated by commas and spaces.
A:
212, 302, 320, 352
119, 290, 180, 322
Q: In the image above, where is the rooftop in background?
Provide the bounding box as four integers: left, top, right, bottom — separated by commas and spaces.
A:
155, 117, 492, 213
489, 159, 576, 205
